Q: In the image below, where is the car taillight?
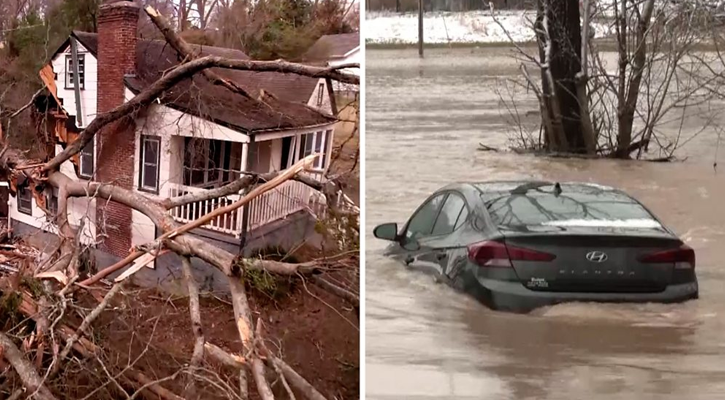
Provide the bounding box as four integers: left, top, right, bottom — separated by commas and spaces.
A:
638, 244, 696, 270
467, 241, 556, 268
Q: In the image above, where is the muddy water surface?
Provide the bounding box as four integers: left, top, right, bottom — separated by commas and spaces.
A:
365, 47, 725, 399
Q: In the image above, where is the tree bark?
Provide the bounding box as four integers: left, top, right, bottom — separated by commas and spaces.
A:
0, 331, 58, 400
547, 0, 585, 152
616, 0, 657, 157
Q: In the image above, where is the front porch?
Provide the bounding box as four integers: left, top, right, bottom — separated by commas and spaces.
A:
167, 180, 326, 237
160, 129, 334, 237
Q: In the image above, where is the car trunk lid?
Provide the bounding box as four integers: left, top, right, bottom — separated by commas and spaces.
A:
500, 231, 688, 292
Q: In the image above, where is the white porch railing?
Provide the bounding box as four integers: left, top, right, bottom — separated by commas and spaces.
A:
168, 184, 243, 236
167, 180, 327, 237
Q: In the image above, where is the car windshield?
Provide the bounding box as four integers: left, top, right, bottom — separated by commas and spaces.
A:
476, 183, 661, 228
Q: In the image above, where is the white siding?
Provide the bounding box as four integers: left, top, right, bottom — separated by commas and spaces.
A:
328, 47, 360, 93
307, 78, 334, 115
51, 42, 98, 128
8, 145, 97, 246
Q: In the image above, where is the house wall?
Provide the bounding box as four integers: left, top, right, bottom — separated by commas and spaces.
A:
328, 47, 360, 93
306, 78, 334, 115
8, 145, 97, 246
51, 42, 98, 127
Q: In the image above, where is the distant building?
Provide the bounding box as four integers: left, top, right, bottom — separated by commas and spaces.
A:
302, 33, 360, 95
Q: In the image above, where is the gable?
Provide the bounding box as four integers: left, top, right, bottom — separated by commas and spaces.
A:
43, 31, 335, 133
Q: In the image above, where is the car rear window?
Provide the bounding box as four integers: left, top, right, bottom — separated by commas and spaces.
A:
479, 183, 660, 228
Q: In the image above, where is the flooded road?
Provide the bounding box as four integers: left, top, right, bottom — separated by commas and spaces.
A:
365, 47, 725, 399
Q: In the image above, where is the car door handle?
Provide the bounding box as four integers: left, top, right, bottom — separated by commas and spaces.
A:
436, 252, 448, 261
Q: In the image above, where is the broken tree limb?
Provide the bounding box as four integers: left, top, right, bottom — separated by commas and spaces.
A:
166, 154, 317, 240
44, 58, 357, 172
144, 5, 252, 99
312, 276, 359, 308
180, 256, 204, 372
0, 331, 58, 400
256, 325, 328, 400
204, 342, 246, 368
51, 281, 126, 377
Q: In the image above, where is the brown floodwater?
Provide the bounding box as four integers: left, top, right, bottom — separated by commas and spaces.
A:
365, 47, 725, 399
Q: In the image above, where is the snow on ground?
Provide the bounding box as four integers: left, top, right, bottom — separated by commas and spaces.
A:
366, 10, 614, 44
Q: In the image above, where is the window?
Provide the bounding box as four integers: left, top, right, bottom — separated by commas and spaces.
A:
479, 183, 656, 227
79, 139, 94, 179
296, 130, 331, 170
17, 187, 32, 215
454, 206, 469, 231
65, 54, 85, 90
183, 138, 226, 188
46, 189, 58, 220
316, 83, 325, 107
432, 194, 466, 236
321, 130, 332, 168
139, 135, 160, 192
405, 194, 446, 241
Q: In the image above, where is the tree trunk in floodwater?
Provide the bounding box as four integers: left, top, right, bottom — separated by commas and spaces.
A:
542, 0, 586, 153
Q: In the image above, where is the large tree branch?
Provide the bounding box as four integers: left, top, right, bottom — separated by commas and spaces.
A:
43, 58, 358, 172
145, 5, 253, 99
0, 331, 58, 400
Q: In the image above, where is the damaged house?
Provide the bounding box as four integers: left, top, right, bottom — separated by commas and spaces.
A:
9, 1, 339, 287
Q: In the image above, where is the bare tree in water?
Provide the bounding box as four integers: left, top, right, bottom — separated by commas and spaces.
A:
493, 0, 725, 159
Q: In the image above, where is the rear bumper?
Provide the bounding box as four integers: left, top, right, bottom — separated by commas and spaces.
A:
471, 276, 699, 313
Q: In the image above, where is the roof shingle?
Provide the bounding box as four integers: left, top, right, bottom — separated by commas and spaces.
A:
70, 31, 333, 133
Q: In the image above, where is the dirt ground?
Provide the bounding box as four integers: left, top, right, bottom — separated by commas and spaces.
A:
51, 258, 359, 400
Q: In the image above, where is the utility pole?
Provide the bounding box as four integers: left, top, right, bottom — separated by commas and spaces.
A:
418, 0, 424, 57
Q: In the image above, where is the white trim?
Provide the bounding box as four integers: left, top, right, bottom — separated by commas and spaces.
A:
78, 136, 95, 179
241, 143, 249, 172
254, 123, 336, 142
139, 135, 161, 192
341, 46, 360, 59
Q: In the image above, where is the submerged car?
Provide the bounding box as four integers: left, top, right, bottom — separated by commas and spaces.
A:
373, 181, 698, 313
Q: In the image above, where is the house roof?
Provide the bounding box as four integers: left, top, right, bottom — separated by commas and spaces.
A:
301, 32, 360, 62
60, 31, 333, 133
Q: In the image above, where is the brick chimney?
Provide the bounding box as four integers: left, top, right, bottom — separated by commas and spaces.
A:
95, 0, 139, 259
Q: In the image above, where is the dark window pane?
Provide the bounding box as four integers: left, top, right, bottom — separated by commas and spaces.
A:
143, 165, 158, 189
143, 139, 158, 163
454, 206, 469, 230
321, 130, 332, 168
406, 194, 445, 240
432, 194, 465, 236
18, 188, 32, 215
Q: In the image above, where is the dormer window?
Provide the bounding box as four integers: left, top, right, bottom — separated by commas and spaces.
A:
65, 54, 85, 90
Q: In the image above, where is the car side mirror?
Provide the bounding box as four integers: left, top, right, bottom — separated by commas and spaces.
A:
373, 223, 399, 241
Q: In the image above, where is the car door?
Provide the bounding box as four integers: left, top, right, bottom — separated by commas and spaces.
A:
396, 193, 447, 275
417, 192, 470, 280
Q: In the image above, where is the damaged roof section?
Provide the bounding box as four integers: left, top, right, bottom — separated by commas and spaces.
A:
67, 31, 335, 133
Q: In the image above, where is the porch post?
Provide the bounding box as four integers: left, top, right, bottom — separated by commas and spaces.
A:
240, 142, 248, 173
238, 137, 253, 252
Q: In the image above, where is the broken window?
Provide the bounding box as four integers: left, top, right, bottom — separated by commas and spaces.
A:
79, 139, 94, 179
18, 187, 32, 215
65, 54, 85, 90
140, 135, 160, 192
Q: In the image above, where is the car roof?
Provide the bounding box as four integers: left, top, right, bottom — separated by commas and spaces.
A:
470, 180, 618, 194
